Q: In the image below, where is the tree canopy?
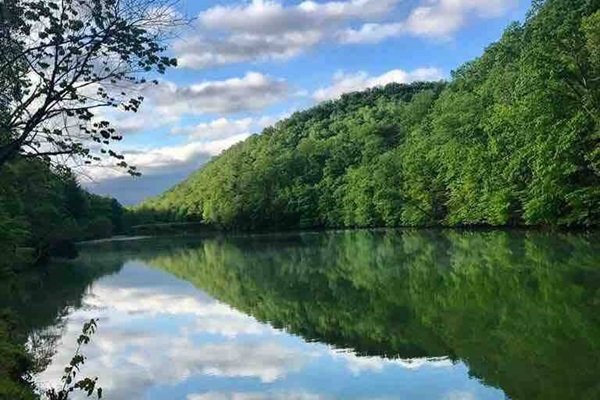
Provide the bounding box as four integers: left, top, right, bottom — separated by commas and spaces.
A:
0, 0, 179, 174
137, 0, 600, 229
0, 157, 128, 272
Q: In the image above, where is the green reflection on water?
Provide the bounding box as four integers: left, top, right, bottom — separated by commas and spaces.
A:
145, 230, 600, 400
2, 230, 599, 400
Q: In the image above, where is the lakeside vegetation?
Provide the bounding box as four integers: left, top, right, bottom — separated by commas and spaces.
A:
0, 0, 599, 398
0, 158, 128, 270
138, 0, 600, 230
1, 0, 180, 397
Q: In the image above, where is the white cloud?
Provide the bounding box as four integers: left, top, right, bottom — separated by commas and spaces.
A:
82, 133, 250, 182
343, 0, 518, 42
91, 73, 290, 137
313, 68, 445, 101
171, 118, 255, 140
175, 31, 324, 69
337, 22, 404, 44
169, 112, 291, 142
150, 72, 290, 117
175, 0, 400, 69
198, 0, 399, 35
188, 391, 328, 400
175, 0, 517, 68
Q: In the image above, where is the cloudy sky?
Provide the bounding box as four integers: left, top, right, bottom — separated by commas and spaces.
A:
83, 0, 532, 205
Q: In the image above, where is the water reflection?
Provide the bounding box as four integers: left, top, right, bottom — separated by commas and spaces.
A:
6, 230, 600, 399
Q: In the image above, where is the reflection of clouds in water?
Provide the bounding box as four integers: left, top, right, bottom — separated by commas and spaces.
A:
33, 263, 494, 400
329, 348, 453, 375
84, 285, 270, 337
82, 262, 273, 338
35, 264, 308, 399
188, 391, 328, 400
170, 340, 310, 383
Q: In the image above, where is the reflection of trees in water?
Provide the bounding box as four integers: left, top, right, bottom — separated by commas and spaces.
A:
0, 258, 124, 377
26, 321, 67, 375
147, 230, 600, 400
3, 231, 598, 400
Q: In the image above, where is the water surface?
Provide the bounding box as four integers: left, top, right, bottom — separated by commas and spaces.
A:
4, 230, 600, 399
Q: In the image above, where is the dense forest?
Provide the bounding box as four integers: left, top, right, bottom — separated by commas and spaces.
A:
0, 0, 179, 274
138, 0, 600, 230
0, 158, 127, 272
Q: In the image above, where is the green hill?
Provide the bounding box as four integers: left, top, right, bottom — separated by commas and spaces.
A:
137, 0, 600, 230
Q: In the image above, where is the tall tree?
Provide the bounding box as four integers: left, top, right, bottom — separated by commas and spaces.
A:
0, 0, 181, 174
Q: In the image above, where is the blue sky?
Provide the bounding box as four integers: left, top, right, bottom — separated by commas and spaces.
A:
84, 0, 532, 205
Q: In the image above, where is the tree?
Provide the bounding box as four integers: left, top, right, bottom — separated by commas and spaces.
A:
0, 0, 181, 174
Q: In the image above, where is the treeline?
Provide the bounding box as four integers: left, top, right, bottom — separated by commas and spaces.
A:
138, 0, 600, 230
0, 158, 127, 271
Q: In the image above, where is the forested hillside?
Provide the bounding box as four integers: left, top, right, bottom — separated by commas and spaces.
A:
138, 0, 600, 230
0, 158, 127, 271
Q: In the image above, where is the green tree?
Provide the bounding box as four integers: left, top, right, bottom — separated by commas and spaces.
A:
0, 0, 180, 173
137, 0, 599, 229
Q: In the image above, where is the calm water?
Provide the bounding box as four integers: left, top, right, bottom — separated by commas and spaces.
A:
4, 230, 600, 399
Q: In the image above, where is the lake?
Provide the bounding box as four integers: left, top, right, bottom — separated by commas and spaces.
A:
4, 230, 600, 399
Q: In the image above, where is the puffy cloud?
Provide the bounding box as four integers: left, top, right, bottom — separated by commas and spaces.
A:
84, 133, 251, 181
198, 0, 399, 35
91, 73, 290, 137
175, 0, 400, 69
313, 68, 445, 101
403, 0, 516, 38
337, 22, 404, 44
343, 0, 518, 43
171, 118, 255, 140
149, 72, 290, 117
175, 0, 517, 67
80, 133, 250, 204
175, 31, 324, 69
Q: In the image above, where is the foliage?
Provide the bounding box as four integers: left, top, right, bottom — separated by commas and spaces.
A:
0, 0, 180, 173
0, 157, 127, 269
44, 319, 102, 400
0, 254, 124, 400
138, 0, 600, 228
0, 311, 36, 400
